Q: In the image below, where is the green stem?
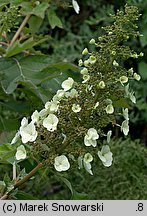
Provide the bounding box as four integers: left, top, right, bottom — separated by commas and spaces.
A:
0, 163, 43, 200
10, 14, 31, 46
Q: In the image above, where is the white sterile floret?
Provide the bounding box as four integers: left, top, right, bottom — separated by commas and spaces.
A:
83, 161, 93, 175
72, 0, 80, 14
39, 108, 48, 119
125, 84, 136, 103
99, 81, 105, 89
82, 74, 90, 83
20, 117, 28, 127
121, 120, 129, 136
129, 91, 136, 103
45, 101, 59, 112
105, 104, 114, 114
84, 153, 93, 163
133, 73, 141, 81
31, 110, 40, 124
107, 130, 112, 143
43, 114, 58, 132
98, 145, 113, 167
15, 145, 27, 160
61, 77, 74, 91
122, 108, 129, 120
54, 155, 70, 172
89, 56, 96, 64
53, 89, 65, 101
72, 104, 81, 113
11, 131, 20, 144
84, 128, 99, 147
82, 48, 89, 55
65, 88, 78, 98
119, 76, 128, 85
20, 118, 38, 144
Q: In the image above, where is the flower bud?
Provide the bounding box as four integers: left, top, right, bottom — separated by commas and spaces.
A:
82, 48, 89, 55
133, 73, 141, 81
98, 81, 105, 89
113, 60, 119, 66
89, 38, 95, 44
78, 59, 83, 66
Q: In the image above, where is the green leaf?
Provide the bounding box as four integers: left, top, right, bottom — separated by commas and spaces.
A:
5, 36, 49, 57
58, 176, 74, 196
138, 61, 147, 80
48, 9, 63, 29
72, 191, 89, 200
32, 2, 49, 19
0, 100, 30, 113
0, 117, 19, 131
28, 16, 43, 33
21, 2, 49, 19
14, 190, 38, 200
5, 38, 34, 57
140, 27, 147, 47
0, 143, 15, 163
0, 181, 6, 193
113, 99, 130, 108
0, 0, 8, 8
0, 55, 79, 98
57, 175, 88, 200
0, 55, 52, 94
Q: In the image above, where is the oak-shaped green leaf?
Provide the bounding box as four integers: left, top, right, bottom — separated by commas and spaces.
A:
48, 9, 63, 29
0, 55, 79, 103
0, 143, 16, 163
5, 36, 49, 57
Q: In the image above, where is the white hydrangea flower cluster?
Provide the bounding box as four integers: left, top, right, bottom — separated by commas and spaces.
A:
11, 7, 142, 175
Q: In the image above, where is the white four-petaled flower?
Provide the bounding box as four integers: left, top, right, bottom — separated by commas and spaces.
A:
20, 118, 38, 144
98, 145, 113, 167
61, 77, 74, 91
121, 120, 129, 136
84, 128, 99, 147
54, 155, 70, 172
122, 108, 129, 120
45, 101, 59, 112
43, 114, 59, 132
105, 104, 114, 114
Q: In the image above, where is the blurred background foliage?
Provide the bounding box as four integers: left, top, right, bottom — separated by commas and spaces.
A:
0, 0, 147, 199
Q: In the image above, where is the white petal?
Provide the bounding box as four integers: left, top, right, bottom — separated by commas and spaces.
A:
11, 131, 20, 144
72, 0, 80, 14
43, 114, 59, 132
121, 120, 129, 136
15, 145, 26, 160
54, 155, 70, 172
107, 130, 112, 143
61, 77, 74, 91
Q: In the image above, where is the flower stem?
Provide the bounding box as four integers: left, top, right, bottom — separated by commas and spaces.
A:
10, 14, 31, 46
0, 163, 43, 200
